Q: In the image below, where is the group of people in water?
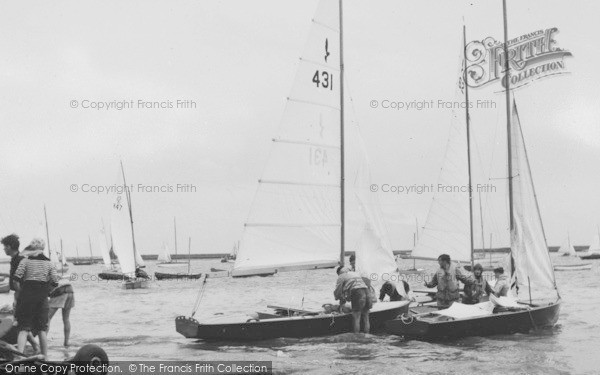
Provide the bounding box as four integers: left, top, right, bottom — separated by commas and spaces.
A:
1, 234, 73, 358
334, 253, 511, 333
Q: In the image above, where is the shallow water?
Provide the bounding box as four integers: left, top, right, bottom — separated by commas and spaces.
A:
1, 255, 598, 374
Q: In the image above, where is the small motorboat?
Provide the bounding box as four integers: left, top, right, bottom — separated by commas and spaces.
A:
553, 263, 592, 271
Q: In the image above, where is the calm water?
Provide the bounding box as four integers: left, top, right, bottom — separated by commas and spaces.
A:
1, 255, 598, 374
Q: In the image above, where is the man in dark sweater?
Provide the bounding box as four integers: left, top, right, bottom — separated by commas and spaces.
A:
1, 234, 23, 293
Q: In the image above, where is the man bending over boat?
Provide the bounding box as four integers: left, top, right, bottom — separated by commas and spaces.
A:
424, 254, 473, 309
334, 266, 372, 333
379, 281, 415, 302
462, 263, 494, 304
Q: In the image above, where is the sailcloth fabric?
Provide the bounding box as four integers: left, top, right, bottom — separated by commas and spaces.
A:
99, 230, 112, 267
411, 45, 472, 263
346, 117, 398, 283
587, 233, 600, 255
558, 238, 576, 256
110, 174, 137, 276
233, 0, 342, 276
510, 101, 557, 301
158, 244, 172, 263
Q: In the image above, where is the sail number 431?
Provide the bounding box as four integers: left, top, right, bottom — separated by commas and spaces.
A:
312, 70, 333, 90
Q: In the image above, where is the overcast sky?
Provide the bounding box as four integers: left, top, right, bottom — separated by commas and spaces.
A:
0, 0, 598, 259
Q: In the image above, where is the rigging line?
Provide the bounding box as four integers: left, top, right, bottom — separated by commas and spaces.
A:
300, 269, 309, 309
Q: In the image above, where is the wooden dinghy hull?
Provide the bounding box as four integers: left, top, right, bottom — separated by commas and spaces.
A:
72, 260, 94, 266
123, 279, 148, 289
384, 301, 560, 341
98, 271, 131, 281
154, 271, 203, 280
175, 301, 409, 341
580, 254, 600, 260
553, 263, 592, 271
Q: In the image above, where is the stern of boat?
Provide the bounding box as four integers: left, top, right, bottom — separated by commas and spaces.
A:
176, 316, 200, 338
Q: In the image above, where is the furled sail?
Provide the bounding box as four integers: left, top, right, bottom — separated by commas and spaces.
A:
509, 100, 557, 301
233, 0, 342, 276
110, 173, 137, 276
411, 48, 472, 263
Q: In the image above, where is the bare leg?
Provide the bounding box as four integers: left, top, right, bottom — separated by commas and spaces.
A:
17, 330, 29, 354
38, 331, 48, 358
351, 311, 361, 333
61, 308, 71, 347
362, 311, 370, 334
27, 333, 39, 353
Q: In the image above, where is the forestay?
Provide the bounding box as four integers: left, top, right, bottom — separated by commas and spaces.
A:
233, 0, 342, 276
509, 101, 557, 301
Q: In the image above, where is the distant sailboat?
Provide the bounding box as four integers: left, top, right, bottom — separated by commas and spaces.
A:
98, 162, 149, 288
554, 233, 591, 271
558, 233, 577, 257
176, 0, 409, 341
580, 226, 600, 260
155, 237, 202, 280
157, 243, 172, 264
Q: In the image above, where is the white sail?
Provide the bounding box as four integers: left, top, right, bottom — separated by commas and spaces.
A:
158, 243, 172, 263
557, 237, 576, 256
99, 225, 112, 267
233, 0, 342, 276
510, 100, 557, 301
110, 173, 136, 276
411, 48, 472, 263
587, 232, 600, 255
347, 115, 398, 283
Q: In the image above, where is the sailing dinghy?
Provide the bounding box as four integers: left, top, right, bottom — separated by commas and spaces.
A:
176, 0, 409, 341
580, 227, 600, 260
98, 162, 149, 288
155, 238, 203, 280
554, 233, 591, 271
385, 14, 561, 338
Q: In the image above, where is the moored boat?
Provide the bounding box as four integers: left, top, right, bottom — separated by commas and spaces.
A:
554, 263, 592, 271
154, 271, 203, 280
176, 301, 409, 341
580, 226, 600, 259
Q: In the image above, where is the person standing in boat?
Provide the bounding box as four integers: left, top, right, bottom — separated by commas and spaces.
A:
492, 267, 510, 297
334, 266, 372, 333
48, 282, 74, 347
424, 254, 473, 308
13, 238, 60, 358
348, 254, 356, 271
462, 263, 494, 304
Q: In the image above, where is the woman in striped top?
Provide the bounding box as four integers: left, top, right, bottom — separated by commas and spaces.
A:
13, 238, 60, 358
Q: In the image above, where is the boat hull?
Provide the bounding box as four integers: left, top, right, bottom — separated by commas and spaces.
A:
580, 254, 600, 260
176, 301, 409, 341
123, 279, 148, 289
554, 263, 592, 271
154, 271, 203, 280
98, 271, 131, 281
72, 260, 94, 266
384, 301, 560, 340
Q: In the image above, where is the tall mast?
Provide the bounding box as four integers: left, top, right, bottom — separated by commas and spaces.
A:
44, 205, 51, 261
60, 238, 64, 275
174, 217, 178, 257
478, 191, 485, 255
338, 0, 346, 266
463, 25, 475, 268
120, 160, 138, 269
187, 237, 192, 275
503, 0, 514, 240
88, 235, 93, 261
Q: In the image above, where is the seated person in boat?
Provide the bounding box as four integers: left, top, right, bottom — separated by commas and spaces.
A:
135, 267, 149, 279
493, 267, 510, 297
379, 280, 415, 302
462, 263, 493, 304
424, 254, 473, 309
334, 266, 372, 333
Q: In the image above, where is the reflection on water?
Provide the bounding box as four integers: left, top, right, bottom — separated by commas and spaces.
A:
0, 255, 596, 374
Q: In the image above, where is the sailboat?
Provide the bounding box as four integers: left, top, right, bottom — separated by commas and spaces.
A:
98, 162, 149, 289
72, 238, 95, 265
580, 227, 600, 260
155, 237, 203, 280
157, 243, 172, 264
175, 0, 409, 341
385, 6, 561, 339
220, 242, 238, 263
